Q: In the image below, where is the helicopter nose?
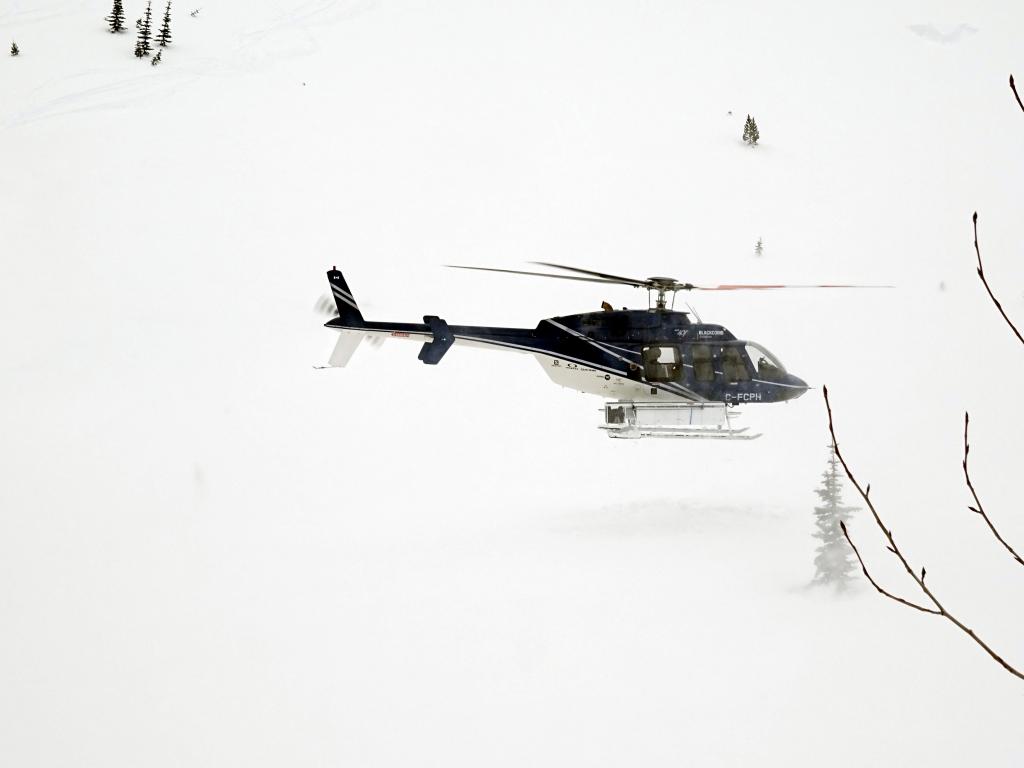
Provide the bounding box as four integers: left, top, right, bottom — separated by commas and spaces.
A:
785, 374, 810, 400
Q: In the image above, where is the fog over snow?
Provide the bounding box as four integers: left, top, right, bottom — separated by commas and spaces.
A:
2, 1, 1024, 765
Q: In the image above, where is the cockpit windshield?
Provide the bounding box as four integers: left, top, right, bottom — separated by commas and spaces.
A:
744, 342, 787, 381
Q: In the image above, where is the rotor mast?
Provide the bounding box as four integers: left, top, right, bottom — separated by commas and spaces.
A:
647, 278, 692, 310
650, 283, 671, 310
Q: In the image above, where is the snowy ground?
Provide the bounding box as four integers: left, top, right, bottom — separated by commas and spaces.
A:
2, 1, 1024, 765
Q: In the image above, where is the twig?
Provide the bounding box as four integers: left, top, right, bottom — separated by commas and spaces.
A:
1011, 75, 1024, 115
824, 387, 940, 606
963, 412, 1024, 567
973, 212, 1024, 347
839, 520, 939, 614
824, 386, 1024, 681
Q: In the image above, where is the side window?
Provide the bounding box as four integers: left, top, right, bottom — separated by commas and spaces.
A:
641, 345, 681, 382
721, 345, 751, 383
691, 345, 715, 382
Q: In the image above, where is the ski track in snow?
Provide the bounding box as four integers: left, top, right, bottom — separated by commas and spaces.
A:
0, 0, 376, 132
227, 0, 377, 72
0, 0, 89, 26
1, 69, 207, 130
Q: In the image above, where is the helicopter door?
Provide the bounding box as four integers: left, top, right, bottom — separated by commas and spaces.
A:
684, 344, 719, 397
721, 344, 752, 384
689, 344, 716, 384
641, 345, 682, 382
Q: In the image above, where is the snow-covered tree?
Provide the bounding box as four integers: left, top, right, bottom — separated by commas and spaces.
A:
151, 49, 162, 65
10, 42, 19, 56
137, 1, 154, 56
156, 2, 172, 47
743, 114, 760, 146
134, 39, 144, 58
811, 444, 858, 590
755, 237, 763, 257
106, 0, 126, 33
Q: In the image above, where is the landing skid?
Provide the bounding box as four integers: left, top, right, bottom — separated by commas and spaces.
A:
599, 401, 761, 440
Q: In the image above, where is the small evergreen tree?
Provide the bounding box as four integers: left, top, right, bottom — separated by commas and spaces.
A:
156, 2, 172, 47
134, 40, 144, 58
755, 237, 763, 256
10, 42, 19, 56
743, 114, 760, 146
137, 1, 154, 56
811, 444, 859, 590
106, 0, 126, 33
151, 49, 162, 65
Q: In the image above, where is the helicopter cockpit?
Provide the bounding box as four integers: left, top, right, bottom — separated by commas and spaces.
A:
742, 341, 787, 382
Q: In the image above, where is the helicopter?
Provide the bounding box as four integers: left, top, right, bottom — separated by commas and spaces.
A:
320, 263, 876, 439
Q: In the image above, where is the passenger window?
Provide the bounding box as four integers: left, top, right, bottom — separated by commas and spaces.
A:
721, 345, 751, 383
691, 345, 715, 382
641, 345, 681, 382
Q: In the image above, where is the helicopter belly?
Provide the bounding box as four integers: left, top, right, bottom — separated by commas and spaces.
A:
449, 336, 642, 395
535, 355, 692, 401
325, 330, 696, 402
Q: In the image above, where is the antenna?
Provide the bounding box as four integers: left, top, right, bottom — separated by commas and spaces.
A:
686, 302, 703, 323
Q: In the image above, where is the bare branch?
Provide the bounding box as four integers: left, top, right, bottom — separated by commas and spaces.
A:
973, 212, 1024, 347
824, 386, 941, 607
840, 520, 939, 614
1012, 75, 1024, 115
963, 412, 1024, 567
824, 387, 1024, 681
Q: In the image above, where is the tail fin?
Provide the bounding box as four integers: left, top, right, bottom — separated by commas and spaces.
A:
327, 267, 364, 326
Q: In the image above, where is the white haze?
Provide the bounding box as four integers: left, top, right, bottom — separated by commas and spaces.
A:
2, 0, 1023, 765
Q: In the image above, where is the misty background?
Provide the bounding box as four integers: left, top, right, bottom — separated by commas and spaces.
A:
2, 0, 1023, 764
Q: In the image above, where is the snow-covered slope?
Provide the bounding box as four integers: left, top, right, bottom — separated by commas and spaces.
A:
3, 1, 1023, 765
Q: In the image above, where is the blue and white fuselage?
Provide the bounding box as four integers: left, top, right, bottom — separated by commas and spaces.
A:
323, 267, 809, 407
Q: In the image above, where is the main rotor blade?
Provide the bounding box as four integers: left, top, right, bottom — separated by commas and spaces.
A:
445, 265, 641, 287
690, 283, 895, 291
528, 261, 649, 287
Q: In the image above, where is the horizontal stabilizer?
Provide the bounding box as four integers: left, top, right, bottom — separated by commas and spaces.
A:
328, 331, 363, 367
418, 315, 455, 365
